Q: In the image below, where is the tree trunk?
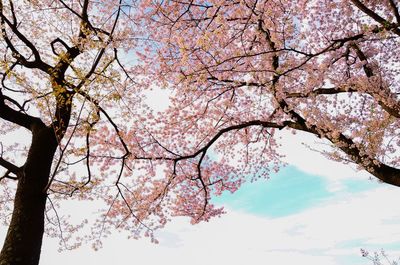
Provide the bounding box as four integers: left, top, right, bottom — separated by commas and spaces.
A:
0, 123, 57, 265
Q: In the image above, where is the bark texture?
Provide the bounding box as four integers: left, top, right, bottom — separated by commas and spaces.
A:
0, 122, 57, 265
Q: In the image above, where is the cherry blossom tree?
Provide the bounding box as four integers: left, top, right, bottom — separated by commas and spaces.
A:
0, 1, 152, 264
135, 0, 400, 261
362, 249, 400, 265
137, 0, 400, 187
1, 0, 400, 265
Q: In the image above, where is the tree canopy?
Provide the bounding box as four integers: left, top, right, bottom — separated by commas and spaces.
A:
0, 0, 399, 264
138, 0, 400, 186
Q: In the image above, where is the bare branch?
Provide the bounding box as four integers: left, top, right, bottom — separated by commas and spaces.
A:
0, 170, 18, 182
0, 157, 20, 176
0, 0, 53, 73
0, 93, 42, 131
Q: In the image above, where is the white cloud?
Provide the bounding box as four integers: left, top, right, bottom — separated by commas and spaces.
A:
1, 100, 398, 264
275, 129, 372, 192
143, 87, 171, 112
28, 184, 400, 265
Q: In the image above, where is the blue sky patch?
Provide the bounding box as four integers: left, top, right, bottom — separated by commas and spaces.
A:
341, 178, 381, 193
212, 166, 334, 217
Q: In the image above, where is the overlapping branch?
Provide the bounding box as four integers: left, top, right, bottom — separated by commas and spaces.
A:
350, 0, 400, 36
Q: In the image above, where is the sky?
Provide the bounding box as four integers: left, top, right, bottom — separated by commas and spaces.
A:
1, 127, 400, 265
1, 2, 399, 264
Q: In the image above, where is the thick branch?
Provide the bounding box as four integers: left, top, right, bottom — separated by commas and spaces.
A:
286, 86, 400, 118
57, 0, 110, 37
259, 14, 400, 187
0, 94, 41, 130
286, 118, 400, 187
136, 119, 287, 162
350, 0, 400, 36
0, 157, 20, 175
351, 43, 400, 118
388, 0, 400, 25
0, 1, 52, 73
277, 87, 400, 187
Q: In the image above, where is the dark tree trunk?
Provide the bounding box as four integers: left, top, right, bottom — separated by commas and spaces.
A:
0, 123, 58, 265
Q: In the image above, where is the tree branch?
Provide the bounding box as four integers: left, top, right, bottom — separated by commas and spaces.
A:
351, 43, 400, 118
388, 0, 400, 25
350, 0, 400, 36
0, 157, 20, 176
285, 117, 400, 187
286, 85, 400, 118
0, 0, 52, 73
0, 93, 42, 131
